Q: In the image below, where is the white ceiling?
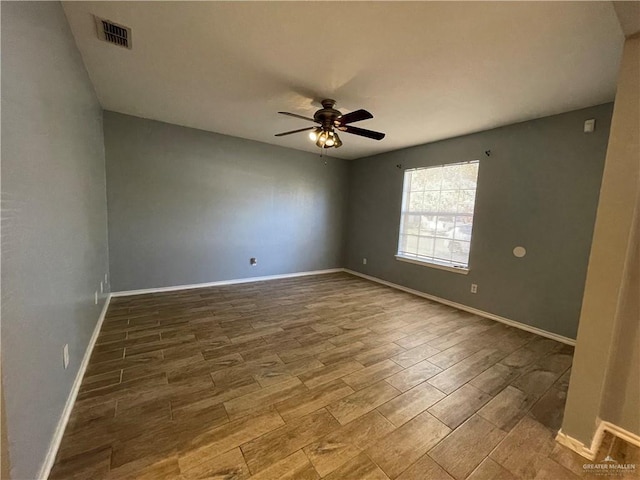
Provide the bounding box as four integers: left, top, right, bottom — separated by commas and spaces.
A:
62, 1, 624, 160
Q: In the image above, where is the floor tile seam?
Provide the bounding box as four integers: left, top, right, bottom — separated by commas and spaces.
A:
299, 448, 323, 479
423, 414, 500, 479
483, 413, 557, 478
237, 407, 331, 475
426, 357, 504, 394
235, 438, 253, 478
510, 364, 568, 422
483, 359, 562, 415
426, 381, 488, 420
184, 408, 288, 467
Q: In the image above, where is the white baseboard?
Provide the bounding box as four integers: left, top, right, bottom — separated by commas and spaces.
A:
555, 429, 599, 460
111, 268, 344, 297
556, 420, 640, 461
602, 420, 640, 449
38, 294, 112, 480
343, 269, 576, 346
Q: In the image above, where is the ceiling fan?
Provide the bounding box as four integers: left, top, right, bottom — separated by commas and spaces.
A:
275, 99, 385, 149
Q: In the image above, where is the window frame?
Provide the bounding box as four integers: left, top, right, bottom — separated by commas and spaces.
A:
395, 160, 479, 273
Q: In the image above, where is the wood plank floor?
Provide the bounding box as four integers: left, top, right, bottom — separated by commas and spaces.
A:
49, 272, 604, 479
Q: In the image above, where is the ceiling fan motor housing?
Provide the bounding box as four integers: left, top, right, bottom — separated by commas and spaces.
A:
314, 99, 342, 130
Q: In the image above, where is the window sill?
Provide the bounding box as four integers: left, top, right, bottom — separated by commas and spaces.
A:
395, 255, 470, 275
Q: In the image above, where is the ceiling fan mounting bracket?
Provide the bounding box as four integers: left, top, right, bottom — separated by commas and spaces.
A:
320, 99, 337, 109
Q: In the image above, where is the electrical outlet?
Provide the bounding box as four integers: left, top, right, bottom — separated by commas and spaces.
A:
94, 291, 98, 305
471, 284, 478, 294
63, 344, 69, 369
100, 281, 104, 294
363, 258, 367, 265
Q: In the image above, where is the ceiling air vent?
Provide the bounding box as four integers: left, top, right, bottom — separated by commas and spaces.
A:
95, 16, 132, 49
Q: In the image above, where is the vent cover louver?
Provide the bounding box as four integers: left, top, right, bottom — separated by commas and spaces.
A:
95, 16, 131, 49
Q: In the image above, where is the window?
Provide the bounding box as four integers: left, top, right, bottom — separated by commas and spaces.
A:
396, 161, 479, 271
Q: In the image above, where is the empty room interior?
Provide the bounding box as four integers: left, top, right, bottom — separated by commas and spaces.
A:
1, 1, 639, 479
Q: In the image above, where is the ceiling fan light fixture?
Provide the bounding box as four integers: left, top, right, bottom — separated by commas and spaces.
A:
315, 131, 327, 148
325, 135, 335, 147
333, 131, 343, 148
309, 127, 321, 141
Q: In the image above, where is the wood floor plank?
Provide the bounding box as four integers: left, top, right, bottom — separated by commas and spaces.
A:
328, 327, 374, 347
171, 379, 260, 419
500, 338, 560, 369
469, 363, 520, 396
109, 455, 181, 480
182, 408, 285, 459
354, 343, 407, 367
385, 360, 442, 392
428, 415, 506, 479
298, 361, 364, 389
366, 411, 451, 479
223, 377, 307, 420
303, 410, 395, 476
179, 447, 250, 480
247, 450, 319, 480
477, 385, 532, 431
48, 446, 112, 480
529, 387, 567, 432
391, 343, 440, 368
511, 366, 561, 398
252, 357, 323, 387
377, 381, 445, 427
426, 335, 493, 370
428, 383, 492, 429
466, 458, 517, 480
395, 330, 439, 349
278, 341, 336, 364
341, 359, 404, 390
427, 348, 506, 394
240, 409, 339, 474
322, 452, 390, 480
327, 381, 401, 425
489, 415, 557, 478
275, 379, 354, 422
315, 341, 367, 365
531, 456, 580, 480
396, 453, 454, 480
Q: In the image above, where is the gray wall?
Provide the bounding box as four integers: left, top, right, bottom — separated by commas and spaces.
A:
1, 3, 110, 479
346, 104, 613, 339
104, 112, 348, 292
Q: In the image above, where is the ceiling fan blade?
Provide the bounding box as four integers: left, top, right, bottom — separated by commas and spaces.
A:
278, 112, 319, 123
340, 125, 386, 140
335, 109, 373, 125
274, 126, 316, 137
